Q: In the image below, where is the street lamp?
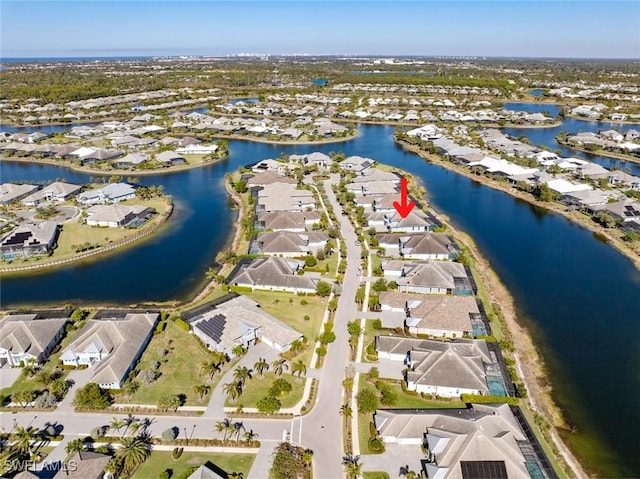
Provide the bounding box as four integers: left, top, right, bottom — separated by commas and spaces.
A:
190, 424, 196, 443
183, 427, 188, 445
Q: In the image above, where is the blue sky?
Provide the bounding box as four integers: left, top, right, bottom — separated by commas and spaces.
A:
1, 1, 639, 58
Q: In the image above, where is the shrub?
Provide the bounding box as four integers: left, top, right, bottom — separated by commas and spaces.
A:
269, 378, 293, 397
159, 471, 171, 479
368, 421, 377, 438
73, 383, 113, 410
256, 395, 281, 414
357, 387, 379, 414
172, 447, 184, 460
300, 299, 308, 305
316, 346, 327, 357
368, 437, 385, 454
371, 319, 382, 330
316, 281, 332, 297
304, 255, 318, 267
460, 394, 520, 406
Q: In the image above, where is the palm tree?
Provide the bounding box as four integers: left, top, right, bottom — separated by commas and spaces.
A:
222, 381, 242, 402
110, 417, 126, 435
10, 426, 38, 456
233, 366, 252, 386
122, 414, 139, 437
342, 454, 362, 479
215, 418, 233, 443
231, 344, 247, 357
243, 429, 258, 445
193, 384, 210, 402
340, 404, 353, 419
232, 421, 245, 442
271, 358, 288, 377
201, 359, 221, 382
253, 357, 269, 379
291, 360, 307, 382
65, 438, 85, 454
116, 436, 150, 473
128, 421, 142, 437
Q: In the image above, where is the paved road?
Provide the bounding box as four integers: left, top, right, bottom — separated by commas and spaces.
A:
289, 175, 361, 479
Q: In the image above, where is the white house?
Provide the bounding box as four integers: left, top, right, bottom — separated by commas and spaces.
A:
0, 313, 68, 367
60, 312, 158, 389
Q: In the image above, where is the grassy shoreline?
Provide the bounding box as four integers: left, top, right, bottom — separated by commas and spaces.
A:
556, 137, 640, 165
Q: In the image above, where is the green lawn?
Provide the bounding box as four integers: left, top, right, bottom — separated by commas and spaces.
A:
315, 251, 339, 277
361, 319, 395, 362
363, 472, 390, 479
240, 290, 327, 366
224, 371, 304, 409
116, 322, 232, 406
131, 451, 256, 479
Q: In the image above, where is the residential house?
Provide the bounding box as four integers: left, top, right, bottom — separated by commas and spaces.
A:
250, 230, 328, 256
60, 311, 159, 389
0, 312, 68, 367
592, 200, 640, 224
85, 204, 155, 228
255, 211, 321, 232
246, 171, 297, 188
186, 463, 226, 479
561, 189, 608, 209
226, 256, 318, 294
77, 183, 136, 205
383, 260, 475, 295
0, 221, 59, 259
256, 183, 316, 213
373, 404, 557, 479
339, 156, 375, 174
53, 451, 111, 479
175, 144, 218, 155
289, 151, 332, 168
376, 336, 507, 397
186, 295, 302, 355
0, 183, 39, 205
384, 210, 435, 233
21, 182, 82, 206
156, 151, 187, 166
112, 153, 148, 169
377, 233, 459, 260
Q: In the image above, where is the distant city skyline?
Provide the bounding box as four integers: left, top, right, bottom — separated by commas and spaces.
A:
2, 1, 639, 59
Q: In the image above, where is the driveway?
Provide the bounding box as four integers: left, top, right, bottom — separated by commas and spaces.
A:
0, 366, 22, 390
361, 443, 426, 478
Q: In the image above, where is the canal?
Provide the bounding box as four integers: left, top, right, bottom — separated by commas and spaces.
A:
1, 120, 640, 476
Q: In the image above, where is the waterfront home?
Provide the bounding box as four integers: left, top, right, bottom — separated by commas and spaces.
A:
350, 168, 402, 185
373, 404, 556, 479
592, 200, 640, 225
339, 155, 375, 174
185, 294, 302, 356
226, 256, 318, 294
53, 451, 111, 479
376, 336, 507, 397
60, 311, 159, 389
289, 151, 332, 168
250, 230, 328, 256
377, 232, 459, 260
545, 178, 592, 195
0, 221, 59, 259
0, 183, 39, 205
0, 312, 68, 367
383, 260, 475, 295
256, 183, 316, 212
21, 181, 82, 206
384, 209, 435, 233
590, 170, 640, 190
77, 183, 136, 205
85, 204, 155, 228
406, 124, 444, 140
346, 181, 399, 197
68, 147, 123, 166
468, 156, 537, 177
112, 152, 148, 169
247, 171, 297, 187
175, 143, 218, 155
378, 291, 484, 338
250, 158, 291, 174
561, 189, 609, 209
156, 151, 187, 166
255, 210, 321, 232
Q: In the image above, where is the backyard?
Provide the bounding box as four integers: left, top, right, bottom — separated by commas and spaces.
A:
224, 371, 305, 409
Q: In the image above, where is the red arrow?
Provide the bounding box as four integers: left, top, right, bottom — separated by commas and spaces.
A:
393, 177, 415, 218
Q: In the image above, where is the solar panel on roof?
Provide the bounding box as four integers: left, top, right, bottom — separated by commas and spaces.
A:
460, 461, 508, 479
196, 314, 227, 343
